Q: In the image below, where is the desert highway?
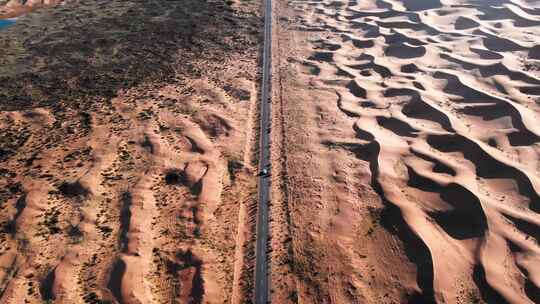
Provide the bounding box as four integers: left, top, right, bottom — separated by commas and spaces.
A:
254, 0, 272, 302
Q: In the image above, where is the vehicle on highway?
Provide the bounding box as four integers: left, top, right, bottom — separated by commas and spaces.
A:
259, 168, 270, 177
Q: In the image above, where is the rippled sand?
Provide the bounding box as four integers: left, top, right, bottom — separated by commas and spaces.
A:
271, 0, 540, 303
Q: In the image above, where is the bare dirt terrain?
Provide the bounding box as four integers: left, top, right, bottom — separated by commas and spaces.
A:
0, 0, 65, 18
270, 0, 540, 303
0, 0, 262, 303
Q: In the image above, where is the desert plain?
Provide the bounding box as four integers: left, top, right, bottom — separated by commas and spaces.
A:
0, 0, 539, 304
1, 0, 262, 303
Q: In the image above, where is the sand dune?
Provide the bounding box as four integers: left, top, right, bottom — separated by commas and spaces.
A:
272, 0, 540, 303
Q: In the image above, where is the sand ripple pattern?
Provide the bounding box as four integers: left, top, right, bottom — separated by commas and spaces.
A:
288, 0, 540, 303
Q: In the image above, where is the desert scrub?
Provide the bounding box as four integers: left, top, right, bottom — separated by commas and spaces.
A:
0, 125, 31, 161
38, 208, 61, 236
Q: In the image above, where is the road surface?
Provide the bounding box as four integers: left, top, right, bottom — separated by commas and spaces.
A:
254, 0, 272, 302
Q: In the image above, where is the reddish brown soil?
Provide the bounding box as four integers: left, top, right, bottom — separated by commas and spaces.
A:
0, 0, 262, 303
270, 0, 540, 303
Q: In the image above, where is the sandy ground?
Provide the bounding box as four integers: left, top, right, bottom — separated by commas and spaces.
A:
0, 1, 66, 18
271, 0, 540, 303
0, 0, 262, 303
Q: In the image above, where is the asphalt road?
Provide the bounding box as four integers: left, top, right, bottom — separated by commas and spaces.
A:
254, 0, 272, 302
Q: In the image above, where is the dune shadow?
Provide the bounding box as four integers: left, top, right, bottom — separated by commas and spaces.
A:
401, 0, 442, 11
457, 102, 540, 146
308, 51, 334, 62
376, 116, 419, 137
40, 267, 56, 301
410, 150, 456, 176
385, 88, 454, 132
118, 192, 132, 253
107, 259, 126, 304
408, 167, 488, 239
379, 199, 436, 304
473, 264, 510, 304
346, 80, 367, 98
335, 138, 437, 302
58, 180, 89, 199
385, 43, 426, 59
173, 250, 204, 304
427, 134, 540, 213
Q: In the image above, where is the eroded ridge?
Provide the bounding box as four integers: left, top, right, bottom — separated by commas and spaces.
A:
273, 0, 540, 303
